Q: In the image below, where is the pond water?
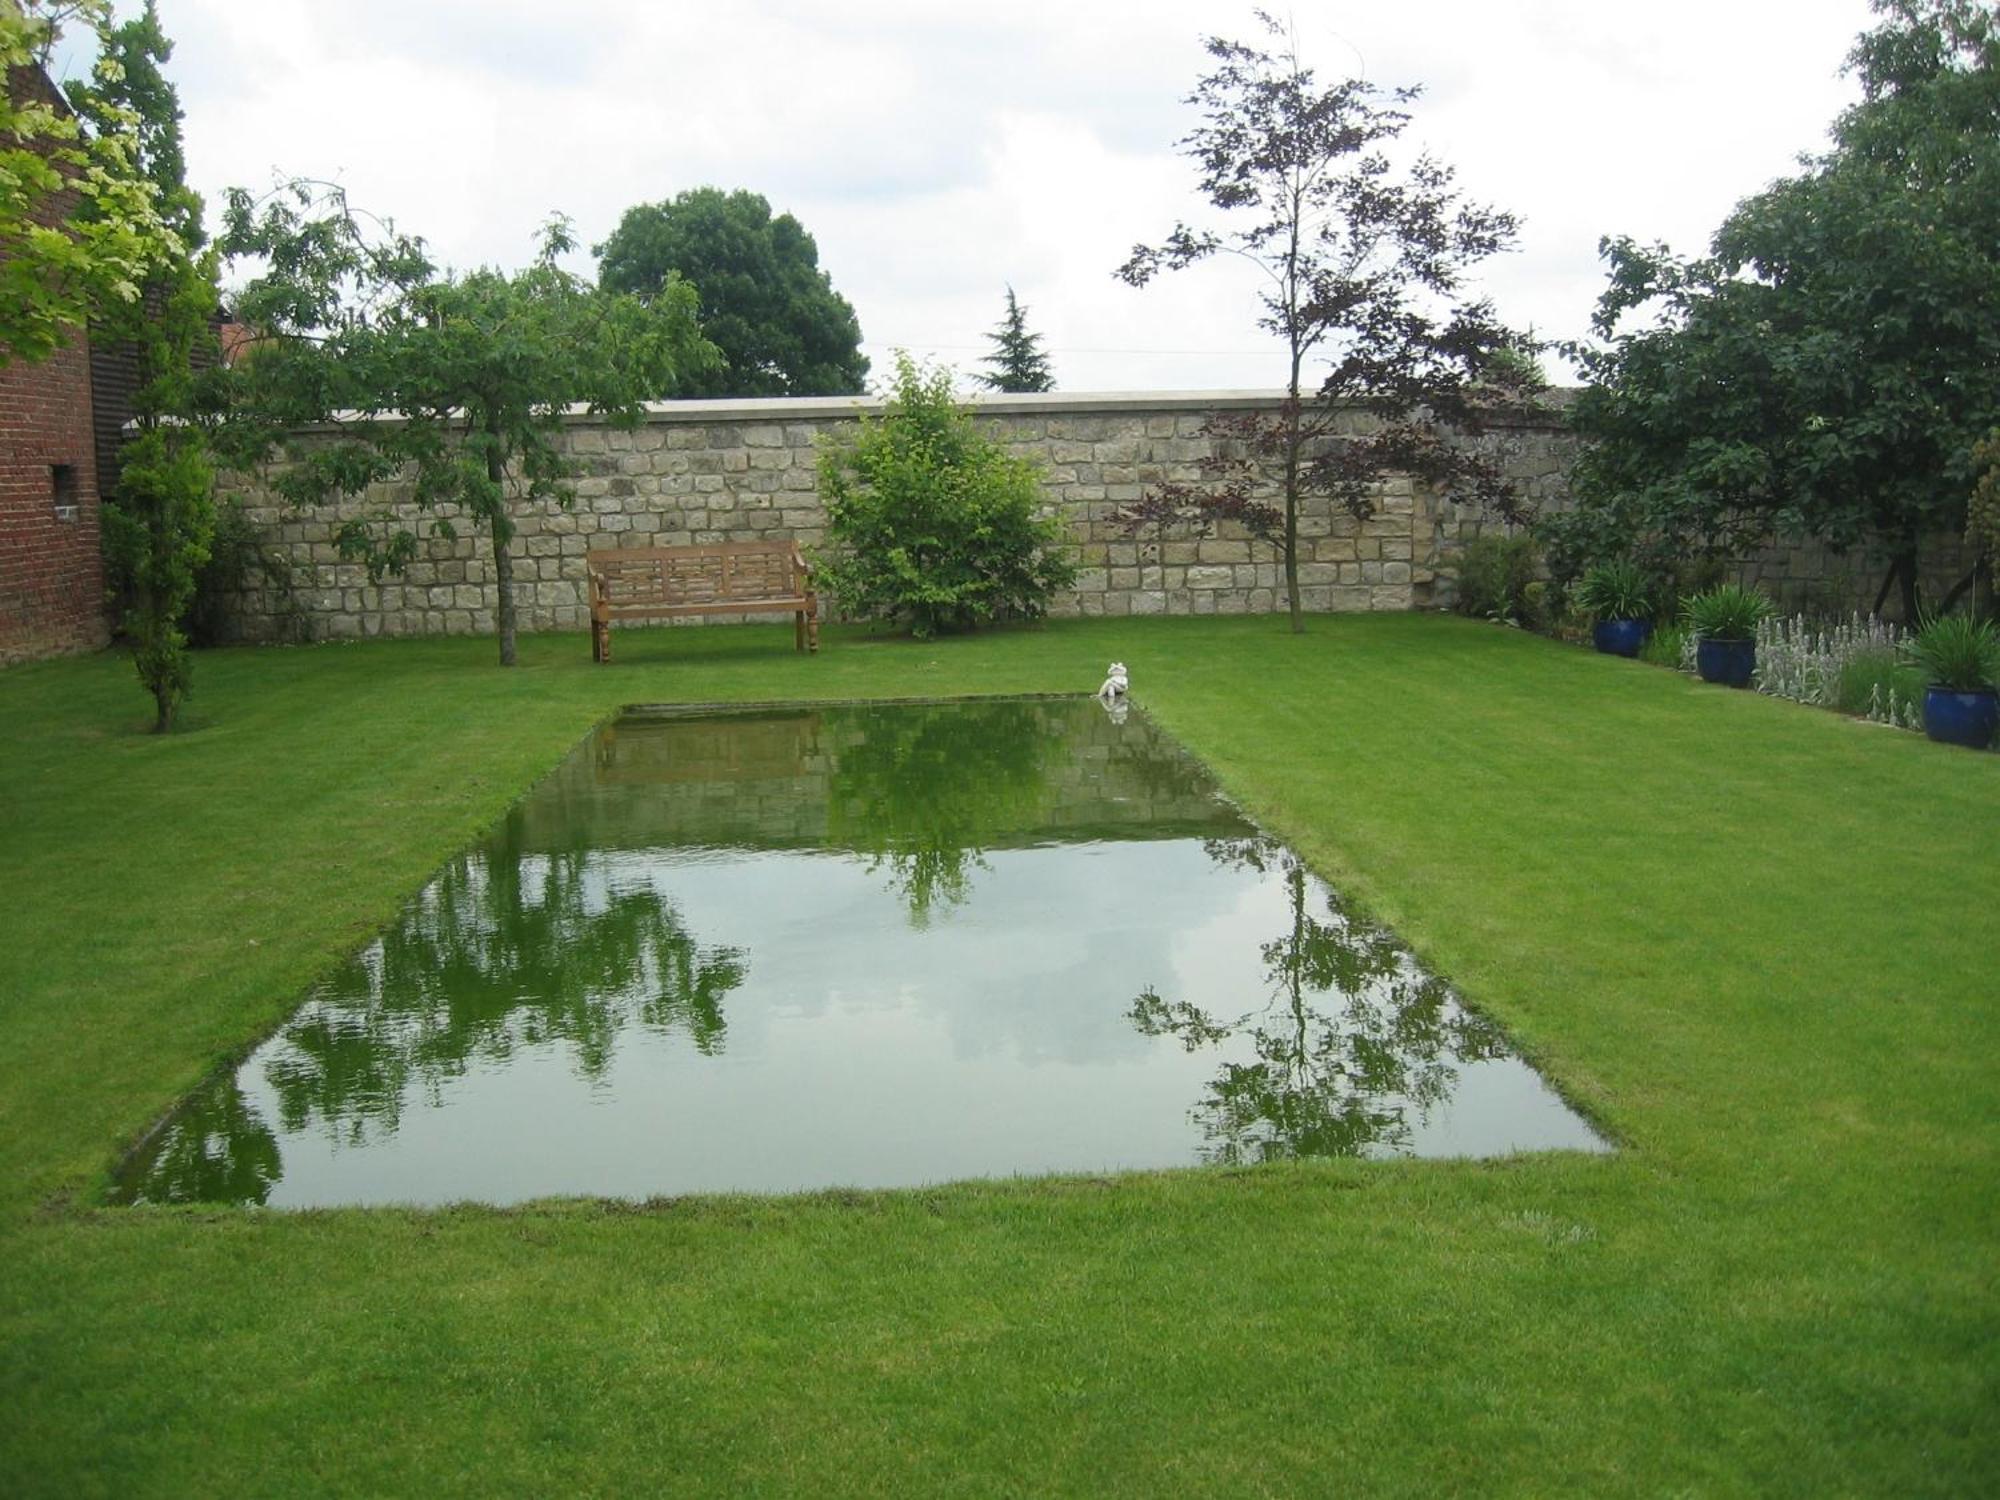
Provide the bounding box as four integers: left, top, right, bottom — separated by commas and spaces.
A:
113, 697, 1606, 1207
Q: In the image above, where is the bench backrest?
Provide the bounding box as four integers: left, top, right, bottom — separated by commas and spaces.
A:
589, 542, 810, 609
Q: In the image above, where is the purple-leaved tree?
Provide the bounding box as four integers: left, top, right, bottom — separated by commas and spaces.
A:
1117, 11, 1543, 631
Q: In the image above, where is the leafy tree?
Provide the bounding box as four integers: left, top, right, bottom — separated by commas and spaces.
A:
1117, 11, 1539, 632
1128, 838, 1507, 1162
975, 285, 1054, 393
61, 0, 197, 247
814, 353, 1076, 639
219, 182, 716, 666
74, 0, 221, 732
825, 697, 1061, 925
0, 0, 180, 365
596, 186, 867, 397
115, 840, 748, 1202
1558, 0, 2000, 620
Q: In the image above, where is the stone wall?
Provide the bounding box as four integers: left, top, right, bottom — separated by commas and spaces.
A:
221, 391, 1577, 640
219, 388, 1976, 640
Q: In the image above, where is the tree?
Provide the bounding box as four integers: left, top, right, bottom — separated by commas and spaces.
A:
814, 353, 1076, 639
0, 0, 180, 366
975, 285, 1054, 393
74, 0, 221, 732
219, 182, 717, 666
1557, 0, 2000, 620
596, 187, 867, 398
1117, 11, 1539, 632
1127, 838, 1507, 1162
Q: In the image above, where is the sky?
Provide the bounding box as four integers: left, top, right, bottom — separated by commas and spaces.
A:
54, 0, 1881, 392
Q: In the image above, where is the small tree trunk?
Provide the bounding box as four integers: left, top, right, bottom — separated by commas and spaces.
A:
493, 529, 517, 667
1896, 544, 1921, 624
1281, 395, 1304, 635
152, 687, 173, 734
488, 447, 517, 667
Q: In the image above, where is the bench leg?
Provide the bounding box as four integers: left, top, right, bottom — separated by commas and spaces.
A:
592, 619, 610, 664
806, 609, 819, 654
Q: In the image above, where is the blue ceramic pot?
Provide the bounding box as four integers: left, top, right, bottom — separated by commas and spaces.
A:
1921, 686, 1998, 750
1592, 619, 1652, 658
1695, 637, 1756, 688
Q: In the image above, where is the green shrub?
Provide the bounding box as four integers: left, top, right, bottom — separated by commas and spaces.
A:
815, 354, 1076, 638
1573, 559, 1652, 622
1681, 584, 1773, 641
1447, 533, 1543, 626
1834, 646, 1927, 716
1902, 613, 2000, 691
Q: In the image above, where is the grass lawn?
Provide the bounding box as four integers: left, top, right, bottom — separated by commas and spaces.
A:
2, 614, 1994, 1496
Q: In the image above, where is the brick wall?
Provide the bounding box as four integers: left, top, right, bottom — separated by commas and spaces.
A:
0, 63, 109, 667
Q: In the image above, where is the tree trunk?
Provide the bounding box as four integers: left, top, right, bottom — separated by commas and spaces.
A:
493, 529, 517, 667
152, 688, 173, 734
1937, 564, 1981, 615
1282, 400, 1303, 635
1896, 544, 1921, 624
488, 447, 517, 667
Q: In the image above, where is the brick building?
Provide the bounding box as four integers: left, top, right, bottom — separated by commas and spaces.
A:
1, 61, 109, 666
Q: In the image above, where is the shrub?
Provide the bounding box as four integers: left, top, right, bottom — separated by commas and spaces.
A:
1447, 533, 1543, 626
1681, 584, 1773, 642
1573, 559, 1652, 622
815, 354, 1075, 638
1902, 613, 2000, 691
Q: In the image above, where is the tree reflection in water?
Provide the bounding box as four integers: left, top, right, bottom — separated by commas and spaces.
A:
1129, 838, 1507, 1161
115, 846, 746, 1202
826, 699, 1060, 925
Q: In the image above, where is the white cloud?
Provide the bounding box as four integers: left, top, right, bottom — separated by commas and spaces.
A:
153, 0, 1878, 390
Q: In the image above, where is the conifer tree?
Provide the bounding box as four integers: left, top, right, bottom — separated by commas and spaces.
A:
975, 285, 1054, 393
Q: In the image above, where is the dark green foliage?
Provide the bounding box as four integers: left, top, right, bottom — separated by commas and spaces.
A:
78, 0, 221, 731
595, 187, 867, 397
1447, 533, 1544, 626
100, 424, 213, 730
1573, 560, 1653, 623
186, 497, 298, 647
1902, 613, 2000, 689
1681, 584, 1774, 642
1969, 429, 2000, 565
815, 355, 1076, 638
1118, 13, 1541, 632
220, 185, 716, 666
975, 285, 1054, 393
1561, 1, 2000, 619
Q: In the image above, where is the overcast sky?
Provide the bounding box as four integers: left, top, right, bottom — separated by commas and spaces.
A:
59, 0, 1879, 391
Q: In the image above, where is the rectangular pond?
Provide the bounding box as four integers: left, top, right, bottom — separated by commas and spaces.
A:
114, 697, 1607, 1207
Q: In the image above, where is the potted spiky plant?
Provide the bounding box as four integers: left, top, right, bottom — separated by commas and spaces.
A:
1681, 584, 1773, 688
1902, 614, 2000, 749
1574, 560, 1653, 657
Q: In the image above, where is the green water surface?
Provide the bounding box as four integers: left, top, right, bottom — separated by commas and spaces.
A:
113, 697, 1605, 1207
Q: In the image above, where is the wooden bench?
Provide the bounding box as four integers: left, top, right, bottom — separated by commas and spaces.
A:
587, 541, 819, 663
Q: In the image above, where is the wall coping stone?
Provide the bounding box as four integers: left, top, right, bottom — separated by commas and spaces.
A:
290, 387, 1575, 434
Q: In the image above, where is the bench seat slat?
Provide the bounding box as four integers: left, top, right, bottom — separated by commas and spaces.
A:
587, 542, 819, 662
